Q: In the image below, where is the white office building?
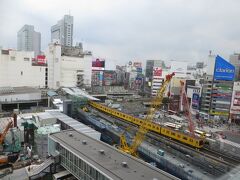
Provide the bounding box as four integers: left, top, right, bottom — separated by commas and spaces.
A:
0, 49, 46, 88
51, 15, 73, 47
45, 42, 92, 89
17, 25, 41, 56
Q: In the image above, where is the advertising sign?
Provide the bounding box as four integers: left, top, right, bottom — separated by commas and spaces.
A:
32, 55, 47, 64
153, 67, 162, 77
214, 55, 235, 81
133, 62, 142, 68
136, 67, 142, 73
103, 70, 116, 86
92, 58, 105, 70
192, 93, 200, 109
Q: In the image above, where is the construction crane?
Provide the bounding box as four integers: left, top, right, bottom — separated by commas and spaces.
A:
119, 73, 175, 157
180, 81, 195, 137
0, 120, 13, 145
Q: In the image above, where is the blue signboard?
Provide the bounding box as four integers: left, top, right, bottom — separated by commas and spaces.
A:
192, 93, 200, 110
214, 55, 235, 81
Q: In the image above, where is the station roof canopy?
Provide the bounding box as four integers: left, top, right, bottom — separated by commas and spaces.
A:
62, 87, 99, 101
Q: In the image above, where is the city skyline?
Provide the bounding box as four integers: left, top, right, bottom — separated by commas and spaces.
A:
1, 0, 240, 66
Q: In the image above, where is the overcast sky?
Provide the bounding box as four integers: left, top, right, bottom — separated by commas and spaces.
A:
1, 0, 240, 68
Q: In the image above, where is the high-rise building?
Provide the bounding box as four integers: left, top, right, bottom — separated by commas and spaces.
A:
230, 82, 240, 123
229, 53, 240, 81
145, 60, 165, 81
17, 25, 41, 56
51, 15, 73, 46
200, 55, 235, 122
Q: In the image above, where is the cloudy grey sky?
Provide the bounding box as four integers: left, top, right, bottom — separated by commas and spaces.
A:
1, 0, 240, 68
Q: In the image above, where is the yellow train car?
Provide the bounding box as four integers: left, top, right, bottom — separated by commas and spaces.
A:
160, 126, 204, 148
89, 101, 204, 148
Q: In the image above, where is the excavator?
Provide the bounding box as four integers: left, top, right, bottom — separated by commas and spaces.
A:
119, 73, 175, 157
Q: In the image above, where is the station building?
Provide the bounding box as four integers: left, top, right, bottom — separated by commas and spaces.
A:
48, 129, 178, 180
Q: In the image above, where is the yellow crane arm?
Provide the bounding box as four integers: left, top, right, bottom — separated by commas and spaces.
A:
120, 73, 175, 156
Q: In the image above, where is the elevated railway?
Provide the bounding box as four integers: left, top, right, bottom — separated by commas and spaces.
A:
89, 103, 240, 172
89, 101, 204, 148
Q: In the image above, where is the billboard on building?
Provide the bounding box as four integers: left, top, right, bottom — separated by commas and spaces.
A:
92, 71, 103, 86
103, 70, 116, 86
214, 55, 235, 81
92, 58, 105, 70
133, 62, 142, 68
153, 67, 162, 77
136, 67, 142, 73
192, 93, 200, 110
36, 55, 47, 64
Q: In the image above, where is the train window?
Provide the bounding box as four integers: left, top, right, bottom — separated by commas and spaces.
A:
189, 139, 193, 142
177, 135, 181, 138
166, 131, 169, 134
162, 129, 165, 132
157, 127, 159, 130
152, 125, 155, 129
183, 136, 187, 140
171, 132, 175, 136
148, 124, 151, 127
199, 140, 203, 146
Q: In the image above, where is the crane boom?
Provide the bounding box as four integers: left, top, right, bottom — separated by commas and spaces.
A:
119, 73, 175, 156
180, 81, 195, 137
0, 120, 13, 145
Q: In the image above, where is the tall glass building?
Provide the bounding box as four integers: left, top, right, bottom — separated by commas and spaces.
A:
51, 15, 73, 47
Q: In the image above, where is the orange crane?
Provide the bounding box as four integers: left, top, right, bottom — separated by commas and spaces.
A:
0, 120, 13, 145
0, 119, 13, 165
180, 81, 195, 137
119, 73, 175, 156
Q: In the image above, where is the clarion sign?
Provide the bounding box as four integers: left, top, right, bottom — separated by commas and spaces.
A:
214, 55, 235, 81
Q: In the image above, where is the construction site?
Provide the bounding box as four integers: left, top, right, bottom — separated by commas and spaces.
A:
0, 73, 239, 180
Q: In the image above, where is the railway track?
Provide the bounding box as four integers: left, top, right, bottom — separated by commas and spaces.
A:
92, 108, 240, 169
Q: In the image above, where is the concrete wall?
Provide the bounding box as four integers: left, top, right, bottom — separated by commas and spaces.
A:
0, 50, 46, 88
0, 92, 41, 102
46, 43, 92, 89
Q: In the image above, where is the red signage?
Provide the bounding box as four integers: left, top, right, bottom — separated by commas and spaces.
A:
92, 58, 105, 70
36, 55, 46, 64
153, 67, 162, 77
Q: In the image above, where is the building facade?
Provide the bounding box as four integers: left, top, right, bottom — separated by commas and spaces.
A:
17, 25, 41, 56
230, 82, 240, 123
0, 49, 46, 88
229, 53, 240, 81
145, 60, 165, 81
200, 55, 235, 122
51, 15, 73, 47
45, 42, 92, 89
48, 130, 176, 180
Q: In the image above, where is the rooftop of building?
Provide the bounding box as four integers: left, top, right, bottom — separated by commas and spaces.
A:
49, 129, 179, 180
0, 86, 41, 95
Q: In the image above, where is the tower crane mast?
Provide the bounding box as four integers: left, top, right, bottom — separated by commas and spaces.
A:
180, 81, 195, 137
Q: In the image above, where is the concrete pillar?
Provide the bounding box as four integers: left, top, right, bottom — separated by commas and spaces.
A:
17, 103, 19, 109
36, 102, 39, 107
48, 97, 50, 107
0, 103, 2, 112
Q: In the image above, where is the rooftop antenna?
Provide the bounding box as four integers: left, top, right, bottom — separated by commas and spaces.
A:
209, 50, 212, 56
